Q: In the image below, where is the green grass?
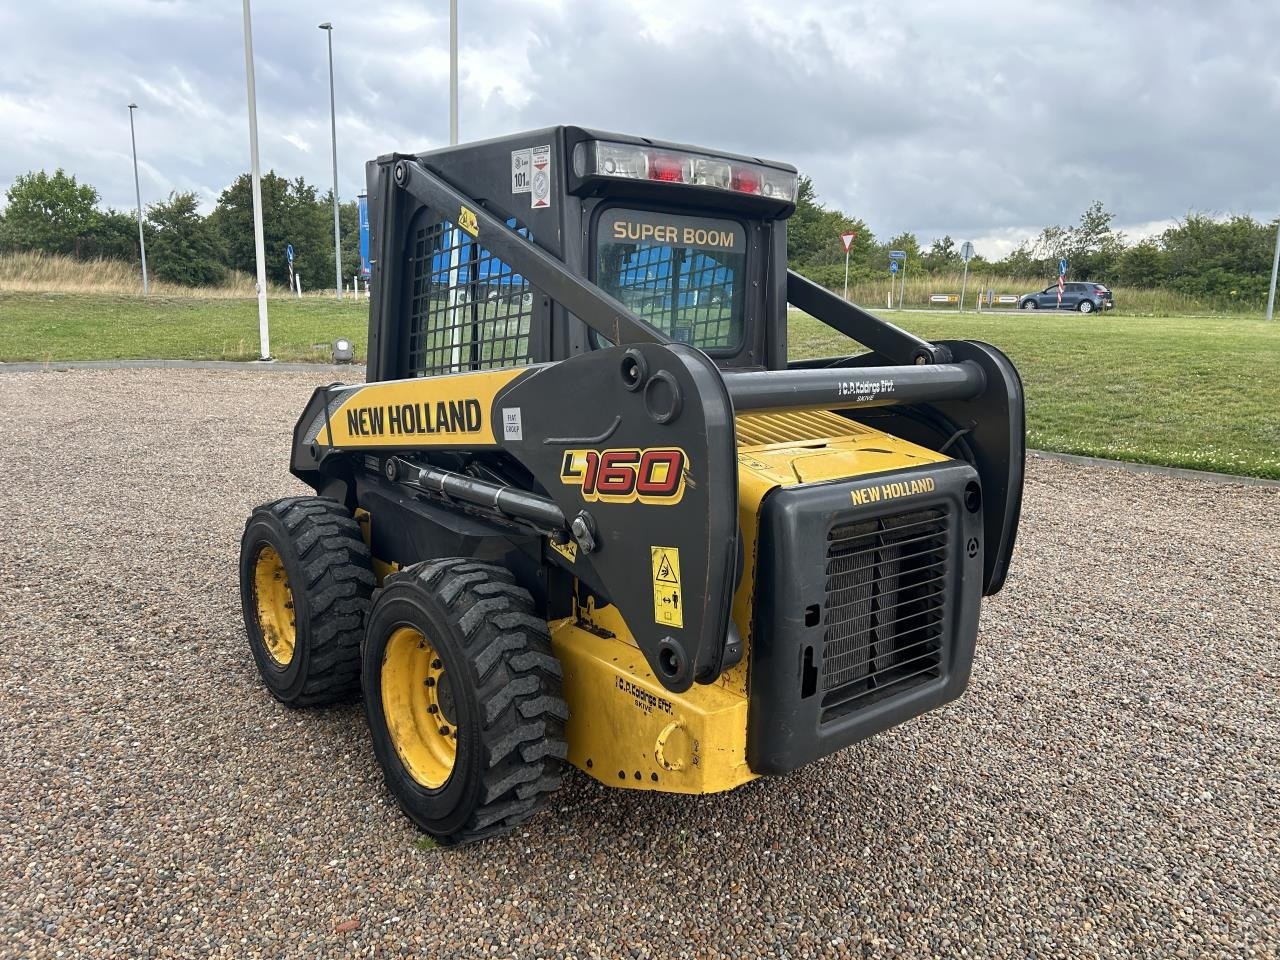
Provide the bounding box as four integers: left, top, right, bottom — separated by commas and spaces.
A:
0, 291, 369, 363
791, 308, 1280, 479
1, 291, 1275, 479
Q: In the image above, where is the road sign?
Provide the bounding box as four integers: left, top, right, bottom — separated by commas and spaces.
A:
889, 260, 899, 274
357, 195, 371, 278
840, 231, 858, 299
286, 243, 295, 264
889, 250, 907, 261
959, 242, 974, 310
1059, 257, 1068, 276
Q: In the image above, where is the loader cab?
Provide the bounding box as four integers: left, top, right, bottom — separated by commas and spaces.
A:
567, 131, 798, 371
363, 126, 797, 382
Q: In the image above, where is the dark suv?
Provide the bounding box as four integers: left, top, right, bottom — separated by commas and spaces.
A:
1019, 282, 1114, 313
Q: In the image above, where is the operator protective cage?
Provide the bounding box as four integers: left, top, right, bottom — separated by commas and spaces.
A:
289, 124, 1024, 775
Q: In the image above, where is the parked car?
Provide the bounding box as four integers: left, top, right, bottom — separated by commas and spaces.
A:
1018, 282, 1114, 313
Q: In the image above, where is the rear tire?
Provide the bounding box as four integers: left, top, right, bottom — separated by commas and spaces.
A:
1021, 299, 1038, 310
1079, 299, 1094, 314
239, 497, 374, 706
362, 559, 567, 845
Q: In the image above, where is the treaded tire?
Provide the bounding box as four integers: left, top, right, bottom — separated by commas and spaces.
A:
362, 559, 568, 845
239, 497, 374, 706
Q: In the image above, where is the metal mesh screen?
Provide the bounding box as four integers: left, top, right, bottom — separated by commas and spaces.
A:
407, 217, 534, 377
597, 239, 743, 349
820, 508, 950, 715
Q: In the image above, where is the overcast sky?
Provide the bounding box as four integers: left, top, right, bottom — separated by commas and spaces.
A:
2, 0, 1278, 256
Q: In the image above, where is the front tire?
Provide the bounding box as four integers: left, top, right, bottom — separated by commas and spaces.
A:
239, 497, 375, 706
1021, 299, 1038, 310
362, 559, 567, 845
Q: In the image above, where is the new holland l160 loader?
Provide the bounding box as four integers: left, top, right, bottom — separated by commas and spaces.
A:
239, 126, 1024, 845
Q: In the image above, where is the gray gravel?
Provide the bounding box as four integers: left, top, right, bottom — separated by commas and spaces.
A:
1, 368, 1277, 959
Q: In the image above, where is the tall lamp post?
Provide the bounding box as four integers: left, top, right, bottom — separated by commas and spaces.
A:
449, 0, 458, 145
1266, 218, 1279, 322
242, 0, 271, 360
319, 22, 342, 299
127, 103, 149, 295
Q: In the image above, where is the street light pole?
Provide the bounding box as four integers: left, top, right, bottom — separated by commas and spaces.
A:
1266, 218, 1279, 322
449, 0, 458, 145
445, 0, 463, 369
127, 103, 149, 295
319, 22, 342, 300
242, 0, 271, 360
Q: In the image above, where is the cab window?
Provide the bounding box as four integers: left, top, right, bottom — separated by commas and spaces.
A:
595, 208, 746, 351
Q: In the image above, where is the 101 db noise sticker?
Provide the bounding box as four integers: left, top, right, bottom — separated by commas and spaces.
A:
511, 149, 531, 193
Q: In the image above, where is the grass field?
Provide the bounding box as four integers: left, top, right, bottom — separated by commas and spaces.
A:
0, 290, 1275, 479
793, 309, 1280, 479
0, 251, 264, 298
0, 291, 368, 362
839, 274, 1263, 317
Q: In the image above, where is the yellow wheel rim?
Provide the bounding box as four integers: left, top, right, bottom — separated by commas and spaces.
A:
253, 545, 296, 666
381, 626, 458, 789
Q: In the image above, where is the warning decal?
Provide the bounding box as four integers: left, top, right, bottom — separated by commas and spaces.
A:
458, 205, 479, 237
549, 537, 578, 563
531, 144, 551, 210
511, 148, 531, 194
650, 546, 683, 629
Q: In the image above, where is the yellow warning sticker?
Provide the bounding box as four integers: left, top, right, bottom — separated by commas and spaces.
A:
458, 205, 479, 237
549, 537, 578, 563
651, 546, 683, 629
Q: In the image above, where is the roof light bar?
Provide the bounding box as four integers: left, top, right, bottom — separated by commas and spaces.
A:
573, 140, 797, 202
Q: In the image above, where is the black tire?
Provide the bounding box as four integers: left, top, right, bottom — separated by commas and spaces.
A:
362, 559, 567, 845
1079, 299, 1094, 314
239, 497, 374, 706
1021, 299, 1038, 310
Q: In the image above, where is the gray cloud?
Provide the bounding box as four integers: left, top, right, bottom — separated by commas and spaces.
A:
1, 0, 1277, 258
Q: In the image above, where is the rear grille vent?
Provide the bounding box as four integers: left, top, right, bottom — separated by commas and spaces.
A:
821, 507, 950, 720
735, 410, 871, 446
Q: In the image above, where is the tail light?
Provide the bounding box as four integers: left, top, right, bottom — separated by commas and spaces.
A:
573, 139, 798, 201
649, 152, 684, 182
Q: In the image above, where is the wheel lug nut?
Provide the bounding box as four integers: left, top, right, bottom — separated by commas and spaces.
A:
439, 726, 450, 736
424, 677, 435, 687
431, 658, 442, 670
428, 705, 438, 714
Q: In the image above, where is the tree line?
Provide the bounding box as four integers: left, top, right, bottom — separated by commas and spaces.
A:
788, 177, 1279, 303
0, 169, 362, 289
3, 167, 1276, 303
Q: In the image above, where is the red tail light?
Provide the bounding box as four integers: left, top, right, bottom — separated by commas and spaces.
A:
649, 153, 684, 182
731, 167, 760, 194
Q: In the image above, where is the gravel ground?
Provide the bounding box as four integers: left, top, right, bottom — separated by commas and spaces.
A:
1, 368, 1276, 960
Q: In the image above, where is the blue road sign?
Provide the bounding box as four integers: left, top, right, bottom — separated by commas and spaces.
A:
889, 261, 899, 274
357, 194, 371, 278
889, 250, 907, 261
286, 243, 295, 264
1059, 257, 1068, 276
